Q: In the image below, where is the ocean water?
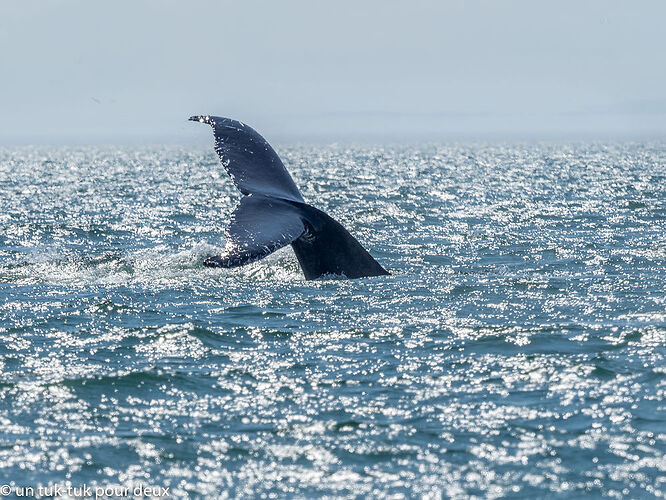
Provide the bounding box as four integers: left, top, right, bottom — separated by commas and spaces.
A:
0, 142, 665, 499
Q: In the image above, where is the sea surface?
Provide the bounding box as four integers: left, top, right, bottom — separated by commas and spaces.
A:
0, 142, 665, 499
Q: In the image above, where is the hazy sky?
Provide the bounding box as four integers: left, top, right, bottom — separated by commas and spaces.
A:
1, 1, 665, 142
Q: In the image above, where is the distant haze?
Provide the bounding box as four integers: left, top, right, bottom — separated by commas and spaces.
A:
1, 0, 665, 143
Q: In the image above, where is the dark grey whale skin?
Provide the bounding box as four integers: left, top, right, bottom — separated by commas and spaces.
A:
191, 115, 389, 280
289, 202, 389, 280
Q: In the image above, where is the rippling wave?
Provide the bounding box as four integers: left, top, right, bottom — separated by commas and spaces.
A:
0, 143, 665, 498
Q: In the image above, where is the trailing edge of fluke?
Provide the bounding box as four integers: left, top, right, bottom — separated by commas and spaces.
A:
189, 115, 389, 280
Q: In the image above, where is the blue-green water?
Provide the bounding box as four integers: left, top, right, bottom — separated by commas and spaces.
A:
1, 143, 665, 498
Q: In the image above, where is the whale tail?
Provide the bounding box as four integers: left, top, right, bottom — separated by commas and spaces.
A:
191, 115, 389, 280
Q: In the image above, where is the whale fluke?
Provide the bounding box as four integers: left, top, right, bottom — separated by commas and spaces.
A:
189, 115, 303, 203
203, 194, 305, 268
192, 115, 389, 280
